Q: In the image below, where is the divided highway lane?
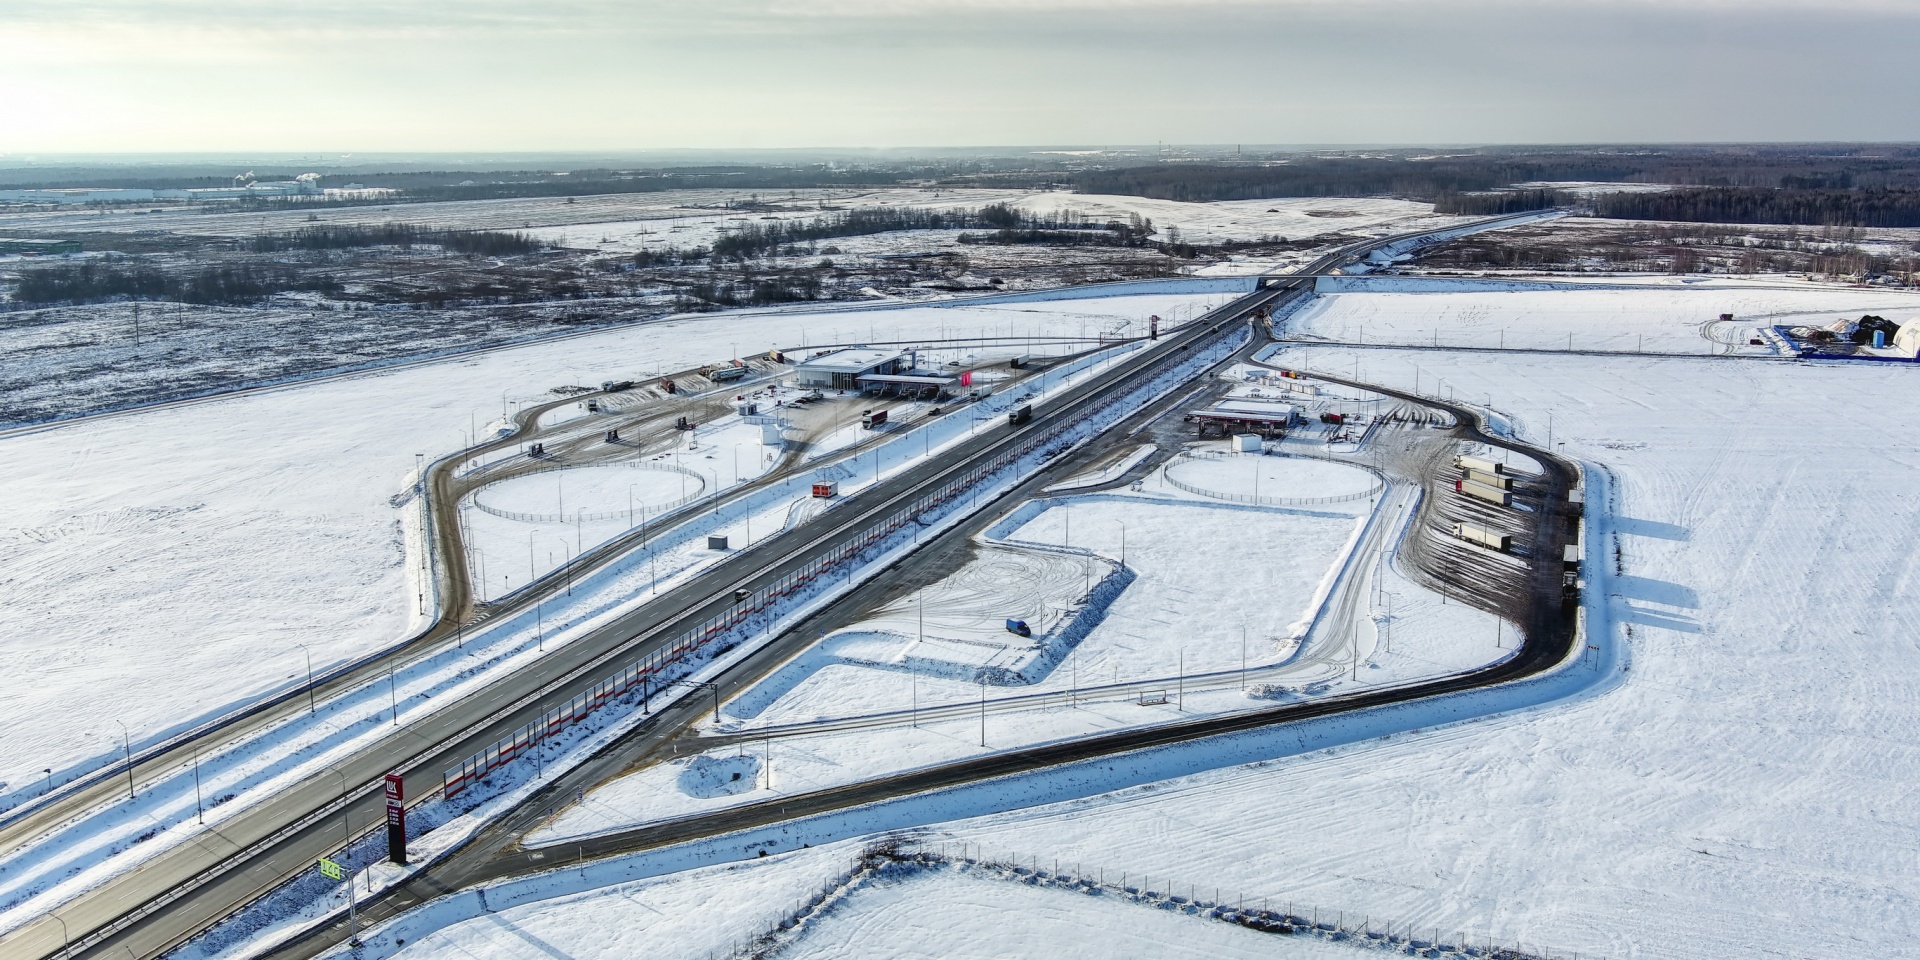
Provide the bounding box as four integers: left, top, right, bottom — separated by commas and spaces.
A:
27, 261, 1291, 960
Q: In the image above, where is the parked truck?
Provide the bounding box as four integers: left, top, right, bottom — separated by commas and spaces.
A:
1465, 468, 1514, 490
1451, 522, 1511, 552
1456, 478, 1513, 507
709, 365, 747, 382
1455, 455, 1504, 475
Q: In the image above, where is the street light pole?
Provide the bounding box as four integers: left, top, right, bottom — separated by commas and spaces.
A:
298, 644, 315, 714
114, 720, 134, 800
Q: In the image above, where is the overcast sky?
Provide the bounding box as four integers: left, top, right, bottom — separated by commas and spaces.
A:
4, 0, 1919, 153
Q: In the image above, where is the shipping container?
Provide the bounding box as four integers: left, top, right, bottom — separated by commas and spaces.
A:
1455, 455, 1504, 475
812, 481, 838, 498
1455, 478, 1513, 507
1563, 543, 1583, 570
1451, 522, 1511, 552
1231, 433, 1262, 453
1465, 469, 1514, 490
707, 534, 730, 550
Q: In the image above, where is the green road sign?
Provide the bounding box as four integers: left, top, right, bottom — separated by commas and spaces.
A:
318, 858, 344, 881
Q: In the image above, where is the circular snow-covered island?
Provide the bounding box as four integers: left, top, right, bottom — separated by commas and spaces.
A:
1163, 454, 1381, 505
472, 462, 706, 523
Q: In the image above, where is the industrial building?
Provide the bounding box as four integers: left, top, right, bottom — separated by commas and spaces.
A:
791, 348, 906, 390
1184, 398, 1298, 437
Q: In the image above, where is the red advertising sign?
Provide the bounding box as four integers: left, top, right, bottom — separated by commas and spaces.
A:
383, 773, 403, 802
960, 370, 973, 387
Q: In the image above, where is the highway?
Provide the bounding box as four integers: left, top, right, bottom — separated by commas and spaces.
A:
2, 216, 1533, 960
13, 238, 1307, 960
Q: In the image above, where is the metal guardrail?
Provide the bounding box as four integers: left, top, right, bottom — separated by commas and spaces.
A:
1160, 451, 1384, 507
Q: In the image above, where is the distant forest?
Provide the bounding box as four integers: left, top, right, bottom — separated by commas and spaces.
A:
248, 223, 543, 256
1437, 186, 1920, 228
13, 259, 339, 306
709, 204, 1155, 258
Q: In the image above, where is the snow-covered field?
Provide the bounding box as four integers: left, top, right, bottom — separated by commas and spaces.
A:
1288, 275, 1920, 355
0, 290, 1233, 809
388, 281, 1920, 960
533, 439, 1518, 844
772, 866, 1361, 960
923, 341, 1920, 960
0, 188, 1453, 253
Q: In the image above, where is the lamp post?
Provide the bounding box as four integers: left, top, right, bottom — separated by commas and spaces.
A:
113, 720, 134, 800
40, 912, 69, 960
296, 643, 316, 714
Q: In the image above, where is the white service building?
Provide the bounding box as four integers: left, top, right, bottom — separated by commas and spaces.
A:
792, 348, 905, 390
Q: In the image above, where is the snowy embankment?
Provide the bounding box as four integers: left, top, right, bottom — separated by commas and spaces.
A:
0, 290, 1230, 814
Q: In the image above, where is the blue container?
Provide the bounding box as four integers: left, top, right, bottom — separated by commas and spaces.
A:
1874, 329, 1888, 348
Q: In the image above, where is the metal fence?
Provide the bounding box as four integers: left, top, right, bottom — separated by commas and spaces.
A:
467, 463, 710, 524
1161, 451, 1384, 507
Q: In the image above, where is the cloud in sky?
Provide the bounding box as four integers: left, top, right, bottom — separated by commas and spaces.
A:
3, 0, 1918, 151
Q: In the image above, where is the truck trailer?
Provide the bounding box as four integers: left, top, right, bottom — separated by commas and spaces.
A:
1455, 478, 1513, 507
1451, 522, 1511, 552
1465, 468, 1515, 490
1455, 455, 1504, 475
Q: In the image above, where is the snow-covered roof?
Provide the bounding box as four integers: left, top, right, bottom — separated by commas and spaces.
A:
857, 373, 959, 386
795, 348, 903, 373
1191, 399, 1297, 422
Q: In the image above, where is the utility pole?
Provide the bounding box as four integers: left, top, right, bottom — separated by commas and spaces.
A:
115, 720, 134, 800
979, 681, 987, 747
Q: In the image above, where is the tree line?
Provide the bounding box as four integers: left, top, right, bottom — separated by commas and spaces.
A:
709, 204, 1148, 258
248, 223, 544, 256
12, 259, 340, 306
1590, 188, 1920, 228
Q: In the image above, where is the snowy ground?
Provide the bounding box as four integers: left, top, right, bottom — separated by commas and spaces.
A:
1287, 275, 1920, 355
367, 842, 1386, 960
533, 440, 1512, 844
259, 280, 1920, 960
0, 299, 1233, 940
0, 188, 1452, 253
0, 289, 1232, 812
927, 344, 1920, 960
772, 866, 1365, 960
